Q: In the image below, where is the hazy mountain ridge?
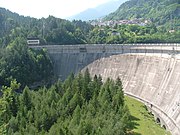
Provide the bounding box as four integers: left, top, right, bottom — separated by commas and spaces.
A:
104, 0, 180, 29
68, 0, 127, 21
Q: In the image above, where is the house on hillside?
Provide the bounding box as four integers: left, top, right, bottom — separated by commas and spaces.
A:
111, 30, 120, 36
27, 37, 40, 45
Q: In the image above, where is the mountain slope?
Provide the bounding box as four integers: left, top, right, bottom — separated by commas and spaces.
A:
68, 0, 127, 21
0, 7, 94, 46
105, 0, 180, 29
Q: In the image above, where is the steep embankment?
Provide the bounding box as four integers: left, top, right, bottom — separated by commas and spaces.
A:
84, 53, 180, 135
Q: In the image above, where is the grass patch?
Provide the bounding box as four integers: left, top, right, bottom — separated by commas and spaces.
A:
125, 96, 171, 135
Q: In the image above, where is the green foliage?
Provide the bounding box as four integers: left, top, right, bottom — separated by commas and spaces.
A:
105, 0, 180, 30
1, 6, 179, 46
0, 8, 93, 46
89, 24, 180, 43
125, 96, 171, 135
0, 71, 132, 134
0, 80, 20, 134
0, 37, 53, 87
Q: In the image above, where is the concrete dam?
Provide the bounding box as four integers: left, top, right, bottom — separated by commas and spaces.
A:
31, 44, 180, 135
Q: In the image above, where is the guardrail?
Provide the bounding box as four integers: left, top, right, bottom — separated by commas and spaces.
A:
30, 44, 180, 55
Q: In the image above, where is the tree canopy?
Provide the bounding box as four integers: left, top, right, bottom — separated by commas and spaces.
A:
105, 0, 180, 30
0, 7, 179, 46
0, 70, 132, 135
0, 37, 53, 88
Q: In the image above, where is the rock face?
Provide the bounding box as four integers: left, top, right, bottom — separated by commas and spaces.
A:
31, 44, 180, 134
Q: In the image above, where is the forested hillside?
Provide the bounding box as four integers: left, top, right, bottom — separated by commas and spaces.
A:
0, 70, 132, 135
105, 0, 180, 30
0, 37, 53, 87
0, 6, 180, 46
89, 24, 180, 43
0, 8, 93, 46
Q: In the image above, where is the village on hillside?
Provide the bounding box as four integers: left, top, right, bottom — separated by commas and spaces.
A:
90, 18, 151, 27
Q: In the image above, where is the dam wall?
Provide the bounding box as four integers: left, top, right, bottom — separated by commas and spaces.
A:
84, 53, 180, 135
31, 44, 180, 80
31, 44, 180, 135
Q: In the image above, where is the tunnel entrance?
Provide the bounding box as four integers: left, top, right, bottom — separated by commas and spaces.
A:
162, 125, 166, 130
156, 117, 161, 123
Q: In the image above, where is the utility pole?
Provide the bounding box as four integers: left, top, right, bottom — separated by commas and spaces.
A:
170, 14, 172, 31
42, 20, 45, 39
3, 21, 6, 48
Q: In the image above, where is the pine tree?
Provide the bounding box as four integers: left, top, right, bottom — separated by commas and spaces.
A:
21, 86, 32, 111
8, 116, 18, 133
68, 92, 83, 115
70, 105, 81, 129
84, 68, 91, 84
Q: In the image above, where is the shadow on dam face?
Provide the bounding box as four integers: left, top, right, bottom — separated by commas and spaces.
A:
49, 51, 113, 80
31, 44, 180, 135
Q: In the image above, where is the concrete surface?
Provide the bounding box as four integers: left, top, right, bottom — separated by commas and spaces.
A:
31, 44, 180, 135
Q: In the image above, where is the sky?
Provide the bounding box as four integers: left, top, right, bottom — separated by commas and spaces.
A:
0, 0, 120, 19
